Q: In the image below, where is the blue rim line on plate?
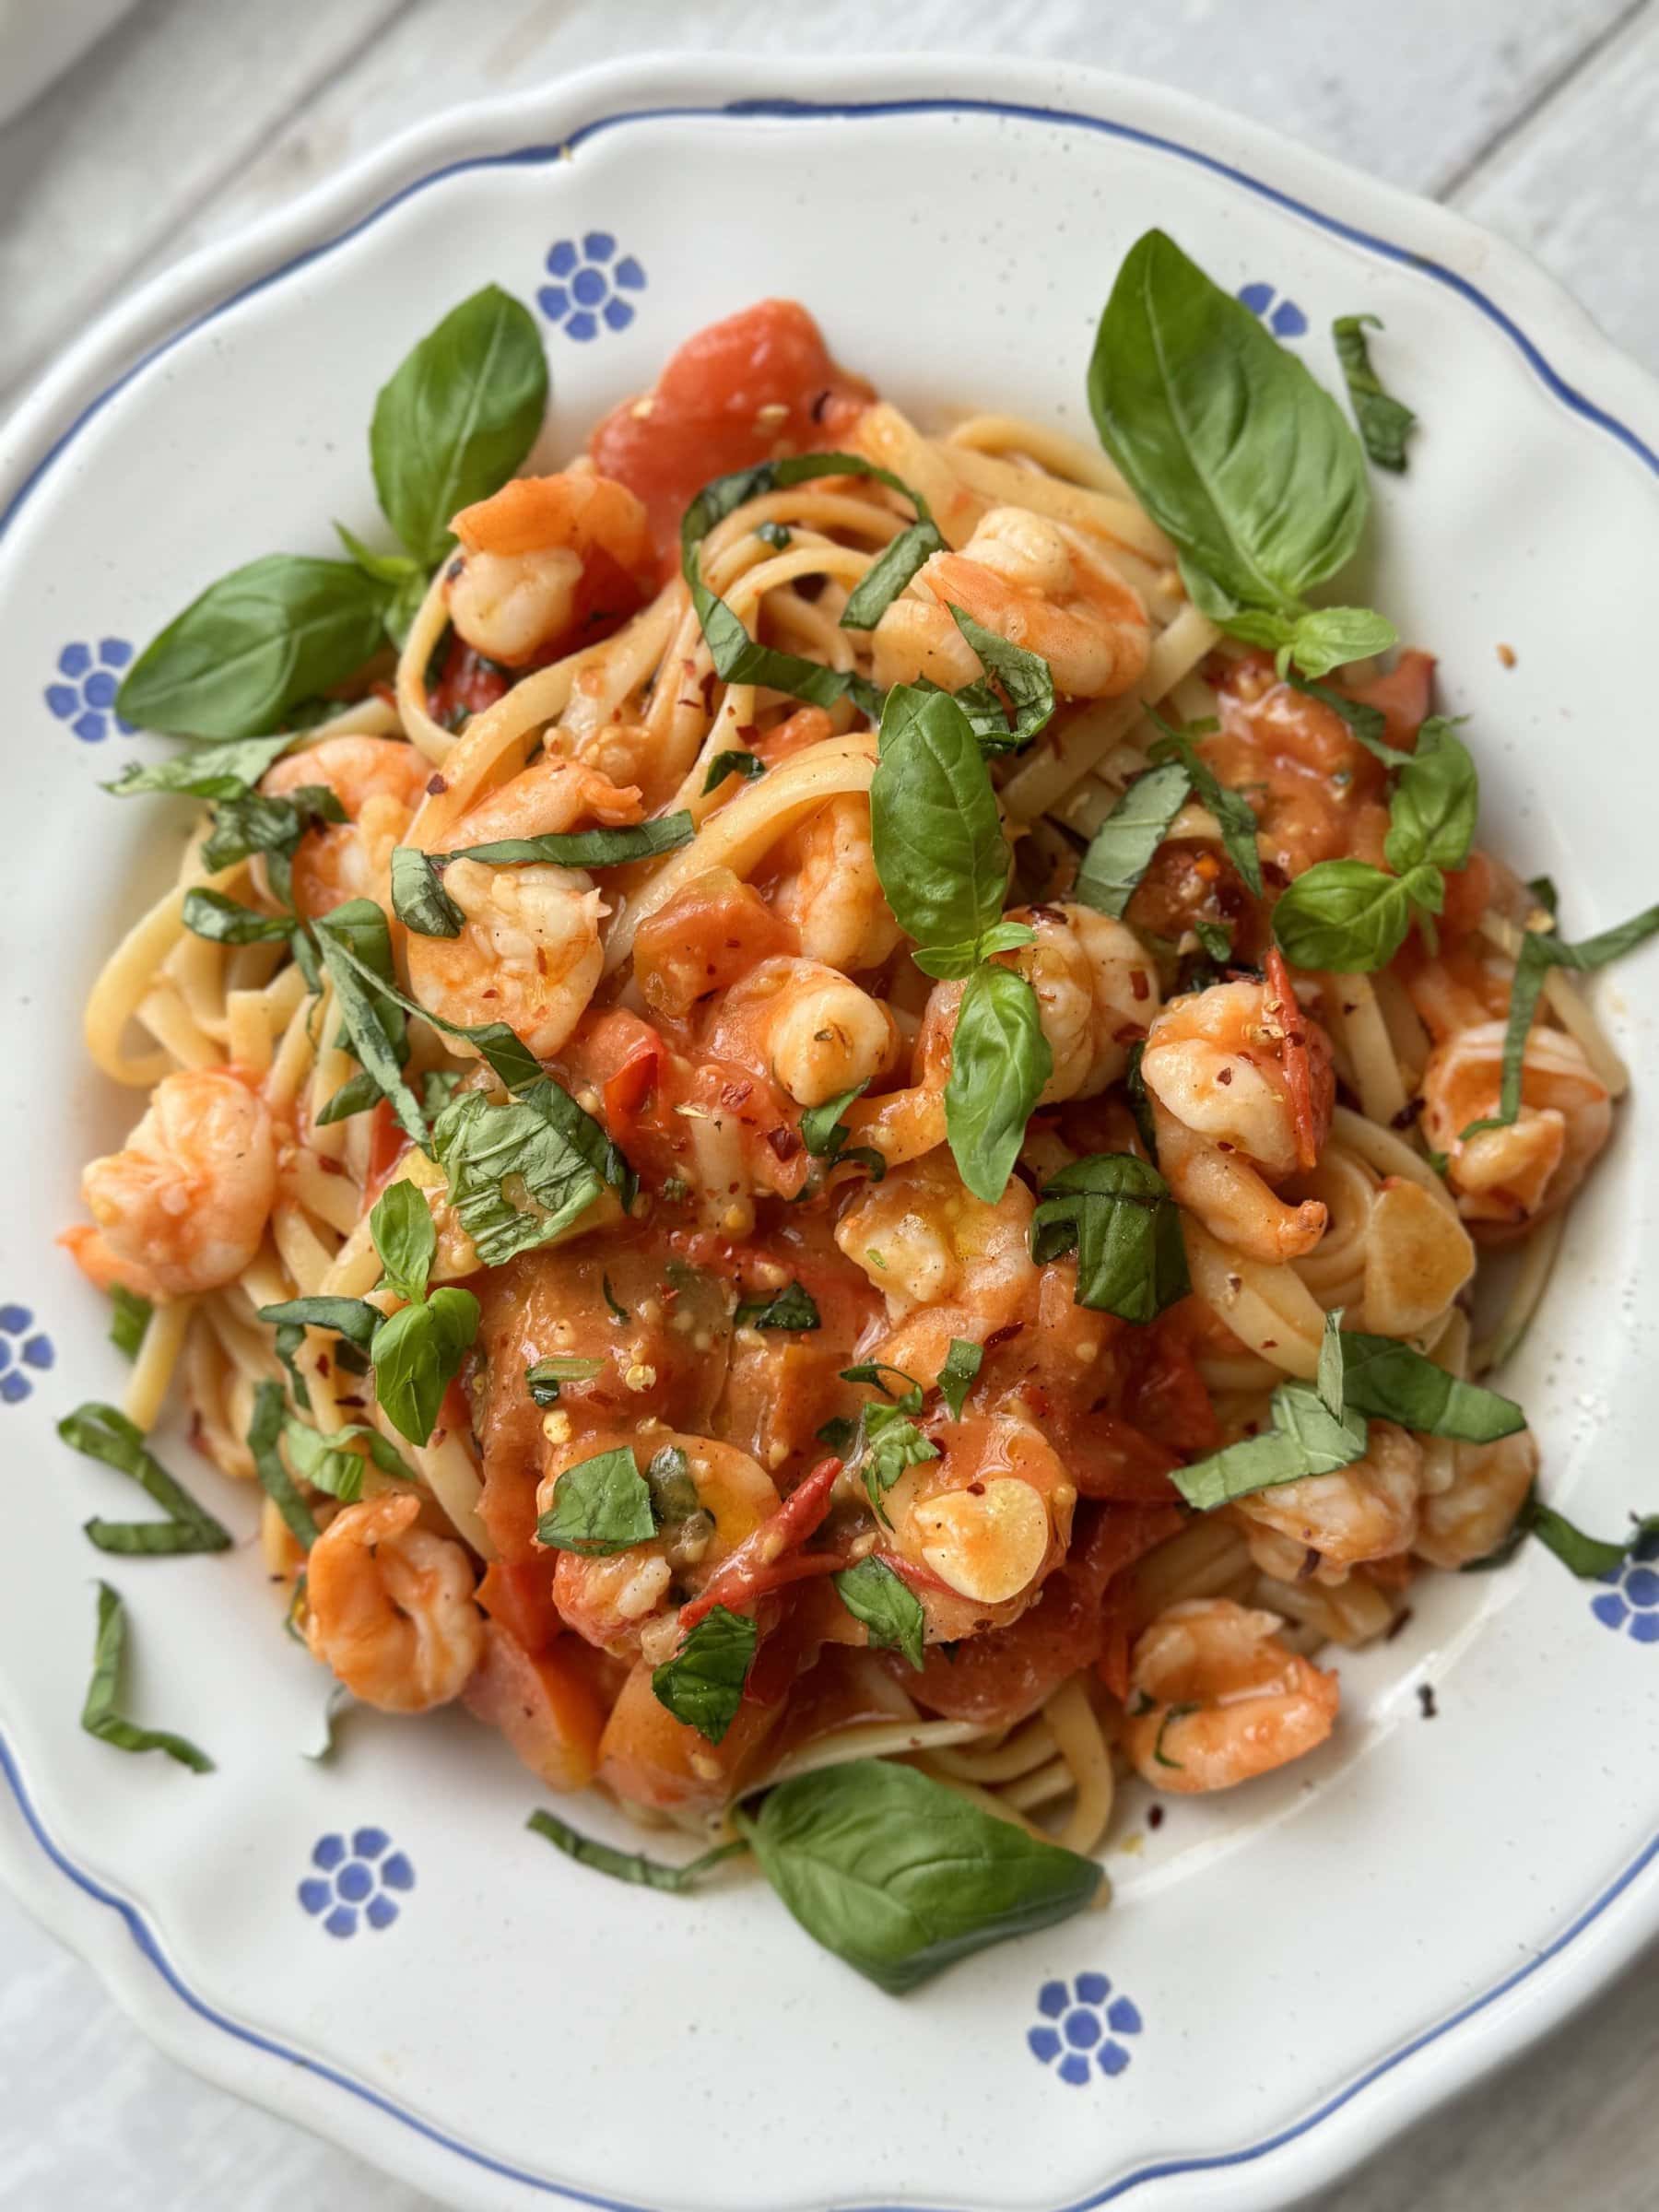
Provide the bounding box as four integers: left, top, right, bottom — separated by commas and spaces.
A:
4, 1723, 1656, 2209
0, 89, 1655, 555
3, 87, 1657, 2209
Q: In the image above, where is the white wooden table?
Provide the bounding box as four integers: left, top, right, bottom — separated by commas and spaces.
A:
3, 2, 1656, 2204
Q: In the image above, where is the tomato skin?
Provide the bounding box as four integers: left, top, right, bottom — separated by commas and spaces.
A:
464, 1621, 607, 1790
363, 1099, 410, 1203
477, 1559, 563, 1655
589, 299, 875, 572
428, 638, 512, 725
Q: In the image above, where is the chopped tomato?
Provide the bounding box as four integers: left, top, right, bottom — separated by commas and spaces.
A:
477, 1559, 563, 1655
1439, 848, 1493, 939
1122, 1318, 1221, 1458
596, 1653, 784, 1811
601, 1037, 661, 1126
1340, 647, 1436, 752
463, 1621, 607, 1790
363, 1098, 410, 1203
1063, 1415, 1183, 1504
1266, 947, 1322, 1172
590, 300, 876, 573
632, 870, 799, 1020
427, 636, 512, 725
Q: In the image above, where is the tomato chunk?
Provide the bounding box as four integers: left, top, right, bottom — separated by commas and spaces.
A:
590, 300, 875, 572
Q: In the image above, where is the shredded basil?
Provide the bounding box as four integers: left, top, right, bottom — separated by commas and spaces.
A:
1146, 712, 1263, 896
935, 1339, 982, 1420
1332, 314, 1417, 473
103, 731, 297, 799
525, 1355, 605, 1407
1339, 1332, 1524, 1441
390, 844, 465, 938
702, 750, 767, 794
81, 1583, 213, 1772
1073, 759, 1192, 917
282, 1415, 418, 1502
735, 1280, 821, 1332
652, 1606, 759, 1744
537, 1445, 657, 1555
832, 1557, 925, 1670
528, 1808, 746, 1891
108, 1285, 152, 1361
442, 813, 695, 869
429, 1077, 633, 1265
940, 605, 1055, 752
58, 1403, 232, 1558
1030, 1154, 1190, 1323
247, 1381, 321, 1550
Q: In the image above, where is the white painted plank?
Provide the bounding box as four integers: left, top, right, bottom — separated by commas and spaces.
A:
0, 0, 405, 407
1453, 3, 1659, 372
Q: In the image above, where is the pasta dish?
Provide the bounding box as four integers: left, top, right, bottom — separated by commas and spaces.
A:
57, 233, 1656, 1989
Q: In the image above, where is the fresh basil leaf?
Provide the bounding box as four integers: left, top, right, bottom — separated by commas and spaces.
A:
1088, 229, 1369, 629
840, 1362, 924, 1405
944, 963, 1052, 1203
942, 605, 1055, 751
936, 1339, 982, 1420
801, 1080, 867, 1159
103, 731, 297, 800
182, 888, 302, 947
370, 285, 548, 566
1074, 759, 1192, 917
119, 557, 391, 740
370, 1181, 436, 1306
430, 1078, 632, 1265
860, 1405, 938, 1515
201, 784, 345, 907
256, 1295, 382, 1350
390, 844, 465, 938
527, 1807, 745, 1891
1340, 1331, 1524, 1441
315, 1068, 383, 1128
247, 1380, 321, 1549
734, 1281, 821, 1332
1271, 858, 1441, 972
444, 814, 695, 869
652, 1606, 758, 1744
525, 1355, 605, 1408
870, 686, 1014, 978
817, 1415, 860, 1457
644, 1443, 702, 1527
1527, 875, 1559, 921
832, 1558, 925, 1670
370, 1286, 479, 1446
682, 453, 934, 716
58, 1402, 233, 1557
735, 1759, 1101, 1994
1173, 1375, 1368, 1510
81, 1583, 213, 1772
1029, 1153, 1189, 1324
535, 1444, 656, 1555
1333, 314, 1417, 473
1146, 712, 1264, 896
702, 750, 766, 794
282, 1416, 418, 1502
1385, 717, 1478, 876
1527, 1503, 1659, 1580
314, 900, 541, 1095
108, 1286, 152, 1361
1276, 605, 1398, 682
1462, 902, 1659, 1135
841, 520, 949, 630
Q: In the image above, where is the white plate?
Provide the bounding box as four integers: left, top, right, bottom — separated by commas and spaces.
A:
2, 53, 1656, 2212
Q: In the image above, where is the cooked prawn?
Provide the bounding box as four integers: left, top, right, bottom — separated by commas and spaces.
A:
1420, 1020, 1611, 1234
872, 506, 1150, 700
1231, 1421, 1422, 1585
700, 955, 901, 1108
1008, 902, 1160, 1101
883, 1406, 1076, 1638
65, 1068, 276, 1300
1141, 977, 1335, 1262
304, 1491, 484, 1712
444, 470, 654, 665
836, 1148, 1037, 1318
1414, 1427, 1539, 1570
1123, 1597, 1339, 1793
406, 759, 644, 1060
769, 795, 901, 972
262, 735, 429, 919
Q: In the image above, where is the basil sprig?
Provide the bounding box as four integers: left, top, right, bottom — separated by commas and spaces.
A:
1030, 1155, 1190, 1323
1272, 716, 1478, 973
528, 1808, 746, 1891
119, 284, 546, 737
58, 1403, 232, 1557
537, 1445, 657, 1555
734, 1759, 1102, 1994
1088, 229, 1394, 680
333, 1180, 480, 1449
1461, 902, 1659, 1136
370, 286, 547, 565
1333, 314, 1417, 473
682, 453, 940, 715
652, 1606, 759, 1744
81, 1583, 213, 1773
869, 684, 1049, 1201
832, 1557, 926, 1670
430, 1078, 634, 1265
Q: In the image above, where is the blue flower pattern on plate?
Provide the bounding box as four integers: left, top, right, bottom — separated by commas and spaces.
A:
1591, 1530, 1659, 1642
1028, 1971, 1144, 2085
0, 1305, 54, 1406
298, 1827, 415, 1938
1237, 281, 1308, 340
45, 638, 135, 743
538, 232, 646, 341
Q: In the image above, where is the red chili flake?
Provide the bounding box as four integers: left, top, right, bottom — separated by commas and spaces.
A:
1217, 1066, 1233, 1086
1391, 1096, 1426, 1129
1385, 1606, 1415, 1642
426, 773, 448, 795
720, 1080, 754, 1109
809, 388, 832, 423
1130, 971, 1149, 1001
983, 1321, 1026, 1350
966, 1481, 986, 1497
766, 1126, 803, 1161
1147, 1804, 1165, 1830
736, 724, 759, 741
1217, 1140, 1235, 1153
1261, 1338, 1277, 1349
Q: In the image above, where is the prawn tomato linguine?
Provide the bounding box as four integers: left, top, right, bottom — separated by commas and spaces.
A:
59, 243, 1658, 1991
